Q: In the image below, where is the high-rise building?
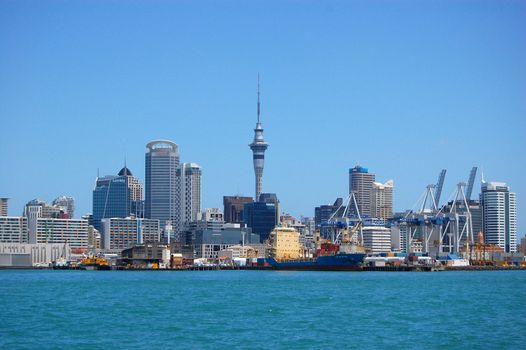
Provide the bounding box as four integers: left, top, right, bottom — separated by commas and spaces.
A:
178, 163, 202, 227
243, 193, 279, 242
23, 199, 66, 244
101, 217, 160, 250
193, 227, 259, 259
371, 180, 394, 219
223, 196, 253, 224
0, 217, 28, 243
480, 181, 517, 253
52, 196, 75, 218
0, 198, 8, 216
36, 218, 88, 249
349, 165, 375, 217
92, 166, 143, 231
145, 140, 180, 229
249, 77, 269, 201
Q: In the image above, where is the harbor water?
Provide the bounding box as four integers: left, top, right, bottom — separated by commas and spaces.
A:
1, 270, 525, 349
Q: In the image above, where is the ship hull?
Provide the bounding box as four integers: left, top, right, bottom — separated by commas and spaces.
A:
267, 253, 366, 271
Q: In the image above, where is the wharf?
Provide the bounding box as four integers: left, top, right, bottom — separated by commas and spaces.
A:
444, 266, 526, 271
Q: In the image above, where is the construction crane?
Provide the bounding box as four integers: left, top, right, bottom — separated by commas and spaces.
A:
434, 169, 447, 206
466, 167, 478, 201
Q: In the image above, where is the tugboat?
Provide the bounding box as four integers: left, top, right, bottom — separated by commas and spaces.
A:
79, 255, 111, 270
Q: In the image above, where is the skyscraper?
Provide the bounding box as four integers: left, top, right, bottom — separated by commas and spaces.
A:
145, 140, 180, 229
480, 181, 517, 253
243, 193, 279, 242
178, 163, 202, 227
92, 165, 143, 231
249, 77, 269, 201
371, 180, 394, 219
223, 196, 253, 224
349, 165, 375, 217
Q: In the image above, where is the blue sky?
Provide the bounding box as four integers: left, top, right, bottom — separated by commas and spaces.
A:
1, 0, 525, 235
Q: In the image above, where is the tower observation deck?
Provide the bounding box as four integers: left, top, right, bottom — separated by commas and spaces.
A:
249, 76, 269, 201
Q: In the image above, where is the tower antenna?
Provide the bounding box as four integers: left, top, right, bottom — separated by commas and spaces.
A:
257, 73, 261, 123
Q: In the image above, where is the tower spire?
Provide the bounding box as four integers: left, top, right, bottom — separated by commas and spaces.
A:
257, 73, 261, 123
249, 73, 268, 201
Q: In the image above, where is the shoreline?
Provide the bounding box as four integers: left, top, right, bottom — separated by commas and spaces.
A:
2, 266, 525, 272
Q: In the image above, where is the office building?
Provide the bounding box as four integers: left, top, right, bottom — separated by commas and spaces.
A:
193, 227, 259, 260
178, 163, 202, 226
223, 196, 253, 224
24, 199, 66, 244
469, 201, 483, 237
92, 166, 144, 231
36, 218, 89, 249
182, 209, 225, 244
349, 165, 375, 217
243, 193, 280, 242
87, 225, 101, 250
390, 214, 409, 253
480, 181, 517, 253
0, 217, 28, 243
0, 198, 8, 216
362, 226, 391, 253
371, 180, 394, 219
145, 140, 180, 229
101, 217, 160, 250
249, 78, 269, 201
52, 196, 75, 218
519, 236, 526, 255
200, 208, 224, 223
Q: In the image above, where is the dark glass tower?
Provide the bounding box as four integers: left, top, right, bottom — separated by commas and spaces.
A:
92, 165, 143, 231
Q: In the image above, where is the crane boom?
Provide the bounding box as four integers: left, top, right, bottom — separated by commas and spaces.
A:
434, 169, 447, 206
466, 166, 478, 201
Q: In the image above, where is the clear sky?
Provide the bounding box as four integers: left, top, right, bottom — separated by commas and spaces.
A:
1, 1, 525, 235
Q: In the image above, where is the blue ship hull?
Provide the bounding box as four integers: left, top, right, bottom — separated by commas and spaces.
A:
267, 253, 366, 271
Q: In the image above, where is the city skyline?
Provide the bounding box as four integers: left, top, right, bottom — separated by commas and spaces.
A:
0, 1, 524, 235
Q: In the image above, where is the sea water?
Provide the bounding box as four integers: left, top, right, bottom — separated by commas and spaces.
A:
1, 270, 525, 349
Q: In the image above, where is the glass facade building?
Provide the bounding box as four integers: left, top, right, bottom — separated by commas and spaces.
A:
92, 167, 143, 232
243, 193, 279, 242
145, 140, 180, 229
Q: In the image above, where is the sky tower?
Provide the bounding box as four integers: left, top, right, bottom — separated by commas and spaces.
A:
249, 76, 269, 201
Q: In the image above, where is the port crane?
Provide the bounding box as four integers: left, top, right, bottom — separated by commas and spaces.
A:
399, 168, 475, 257
465, 167, 477, 201
323, 192, 364, 247
434, 169, 447, 207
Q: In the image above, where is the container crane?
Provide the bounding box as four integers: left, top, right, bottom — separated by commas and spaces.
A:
466, 167, 477, 201
434, 169, 446, 206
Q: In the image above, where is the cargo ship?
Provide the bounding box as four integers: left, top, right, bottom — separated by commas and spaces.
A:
267, 254, 365, 271
266, 214, 368, 271
267, 241, 366, 271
